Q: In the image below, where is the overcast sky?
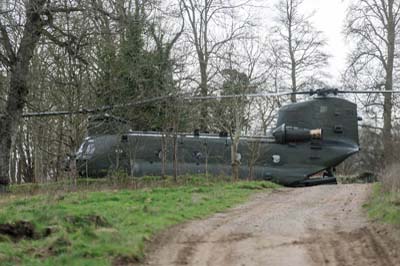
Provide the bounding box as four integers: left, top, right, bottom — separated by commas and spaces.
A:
303, 0, 349, 83
263, 0, 350, 84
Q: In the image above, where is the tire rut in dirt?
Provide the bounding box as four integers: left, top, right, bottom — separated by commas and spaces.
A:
141, 185, 400, 266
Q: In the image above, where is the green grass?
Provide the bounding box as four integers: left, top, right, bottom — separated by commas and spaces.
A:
0, 179, 278, 266
365, 184, 400, 225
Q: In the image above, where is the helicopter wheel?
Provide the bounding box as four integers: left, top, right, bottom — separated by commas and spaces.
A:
323, 167, 335, 178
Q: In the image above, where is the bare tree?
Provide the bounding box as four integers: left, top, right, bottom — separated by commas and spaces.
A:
346, 0, 400, 163
271, 0, 329, 102
0, 0, 85, 189
208, 55, 257, 179
180, 0, 251, 131
0, 0, 189, 186
256, 96, 279, 135
0, 0, 50, 189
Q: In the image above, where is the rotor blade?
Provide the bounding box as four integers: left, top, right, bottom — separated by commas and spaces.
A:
22, 95, 175, 118
23, 87, 400, 118
22, 91, 296, 118
181, 91, 295, 100
22, 110, 90, 118
338, 90, 400, 94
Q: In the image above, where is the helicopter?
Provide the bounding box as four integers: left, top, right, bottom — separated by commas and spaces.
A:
22, 88, 400, 186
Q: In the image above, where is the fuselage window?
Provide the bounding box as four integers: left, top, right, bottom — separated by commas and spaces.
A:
193, 151, 203, 160
77, 142, 85, 155
121, 135, 128, 142
85, 143, 95, 155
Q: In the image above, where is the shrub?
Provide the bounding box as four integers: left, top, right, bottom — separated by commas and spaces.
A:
379, 164, 400, 193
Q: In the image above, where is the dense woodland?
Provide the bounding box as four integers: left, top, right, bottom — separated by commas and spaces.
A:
1, 0, 400, 186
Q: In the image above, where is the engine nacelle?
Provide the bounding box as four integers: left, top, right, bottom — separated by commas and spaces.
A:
273, 124, 322, 144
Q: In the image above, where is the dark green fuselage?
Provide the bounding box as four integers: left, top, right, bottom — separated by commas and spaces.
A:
76, 97, 360, 186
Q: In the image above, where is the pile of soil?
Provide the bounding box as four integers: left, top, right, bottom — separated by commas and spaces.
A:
0, 221, 36, 241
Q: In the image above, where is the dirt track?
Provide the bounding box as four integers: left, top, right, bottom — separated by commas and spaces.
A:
142, 184, 400, 266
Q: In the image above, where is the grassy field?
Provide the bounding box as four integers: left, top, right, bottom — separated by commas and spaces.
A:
365, 184, 400, 226
0, 177, 278, 266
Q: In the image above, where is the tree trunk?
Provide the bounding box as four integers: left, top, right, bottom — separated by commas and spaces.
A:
231, 141, 240, 180
383, 76, 393, 164
0, 126, 12, 188
172, 133, 178, 182
0, 0, 46, 189
231, 122, 241, 181
0, 67, 30, 188
248, 141, 260, 180
199, 59, 208, 132
288, 1, 297, 103
383, 0, 395, 165
55, 121, 64, 182
290, 58, 297, 103
161, 133, 167, 178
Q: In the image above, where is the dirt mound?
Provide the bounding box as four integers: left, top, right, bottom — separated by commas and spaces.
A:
0, 221, 36, 241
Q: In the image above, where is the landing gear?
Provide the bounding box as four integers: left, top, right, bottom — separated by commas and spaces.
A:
300, 167, 338, 186
323, 167, 336, 178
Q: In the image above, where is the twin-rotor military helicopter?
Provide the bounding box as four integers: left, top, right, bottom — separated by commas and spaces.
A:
23, 88, 399, 186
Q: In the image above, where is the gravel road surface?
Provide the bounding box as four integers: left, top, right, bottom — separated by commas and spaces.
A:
142, 184, 400, 266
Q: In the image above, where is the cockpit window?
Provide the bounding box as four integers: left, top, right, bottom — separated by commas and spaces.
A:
77, 139, 95, 157
85, 140, 95, 155
77, 142, 85, 154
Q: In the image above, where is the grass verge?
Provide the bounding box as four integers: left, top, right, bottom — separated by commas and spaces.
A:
365, 183, 400, 226
0, 178, 278, 266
